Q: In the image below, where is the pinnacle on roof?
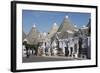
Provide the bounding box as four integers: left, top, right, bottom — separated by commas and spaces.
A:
83, 25, 86, 28
74, 24, 77, 28
43, 32, 47, 36
32, 24, 36, 28
53, 22, 57, 26
65, 15, 69, 19
52, 22, 58, 28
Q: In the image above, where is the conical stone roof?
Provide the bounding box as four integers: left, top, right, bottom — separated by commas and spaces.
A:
58, 16, 75, 32
48, 23, 58, 39
26, 24, 40, 44
22, 31, 26, 41
57, 16, 76, 39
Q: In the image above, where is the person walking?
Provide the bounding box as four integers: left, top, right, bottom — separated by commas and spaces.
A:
78, 37, 83, 58
65, 40, 69, 57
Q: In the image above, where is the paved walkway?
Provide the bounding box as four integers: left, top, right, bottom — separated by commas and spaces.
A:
22, 55, 85, 63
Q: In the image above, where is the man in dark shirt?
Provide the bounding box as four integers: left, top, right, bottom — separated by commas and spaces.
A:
78, 37, 83, 58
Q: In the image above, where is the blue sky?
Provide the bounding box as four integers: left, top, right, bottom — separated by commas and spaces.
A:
22, 10, 90, 34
